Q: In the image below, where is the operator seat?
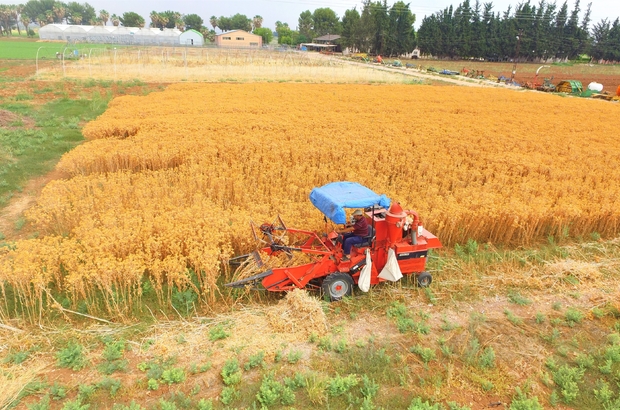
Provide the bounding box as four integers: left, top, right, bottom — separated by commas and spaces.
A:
354, 226, 375, 248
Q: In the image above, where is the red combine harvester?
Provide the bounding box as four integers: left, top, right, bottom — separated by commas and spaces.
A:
226, 182, 442, 301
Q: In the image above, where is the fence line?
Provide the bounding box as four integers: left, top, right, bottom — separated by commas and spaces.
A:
36, 46, 413, 83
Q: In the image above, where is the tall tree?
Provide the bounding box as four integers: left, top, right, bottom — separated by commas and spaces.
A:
469, 1, 484, 58
229, 13, 251, 31
578, 2, 592, 55
254, 26, 273, 44
590, 18, 610, 60
217, 13, 251, 32
312, 7, 340, 36
608, 18, 620, 61
149, 11, 160, 28
209, 15, 218, 31
564, 0, 582, 58
158, 11, 182, 29
119, 11, 144, 27
275, 20, 297, 45
513, 1, 534, 60
66, 2, 96, 25
539, 1, 557, 60
385, 1, 416, 56
20, 11, 31, 35
369, 1, 389, 55
340, 8, 361, 51
0, 5, 14, 36
22, 0, 58, 24
529, 1, 546, 60
355, 0, 376, 53
483, 4, 499, 59
553, 1, 568, 59
10, 5, 20, 35
173, 12, 183, 30
218, 16, 232, 31
298, 10, 313, 39
453, 0, 472, 57
183, 14, 203, 31
99, 9, 109, 26
418, 14, 441, 56
252, 15, 263, 30
52, 2, 65, 23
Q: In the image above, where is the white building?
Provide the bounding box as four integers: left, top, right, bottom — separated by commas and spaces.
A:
179, 29, 204, 46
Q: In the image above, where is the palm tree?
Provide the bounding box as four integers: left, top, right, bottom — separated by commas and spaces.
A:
209, 15, 218, 31
0, 6, 10, 36
52, 4, 65, 24
45, 10, 54, 24
252, 15, 263, 30
20, 12, 30, 36
99, 9, 109, 26
173, 11, 182, 30
37, 13, 46, 27
149, 11, 160, 29
111, 14, 120, 26
11, 5, 21, 36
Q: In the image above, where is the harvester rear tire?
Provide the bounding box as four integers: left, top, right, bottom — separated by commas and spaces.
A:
416, 272, 432, 288
322, 273, 354, 302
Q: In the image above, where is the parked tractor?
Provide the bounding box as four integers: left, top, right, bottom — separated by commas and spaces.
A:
226, 182, 442, 301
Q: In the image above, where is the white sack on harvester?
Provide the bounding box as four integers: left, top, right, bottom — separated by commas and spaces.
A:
358, 249, 372, 292
378, 248, 403, 282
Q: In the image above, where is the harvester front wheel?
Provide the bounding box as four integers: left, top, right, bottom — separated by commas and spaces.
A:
322, 273, 354, 302
416, 272, 432, 288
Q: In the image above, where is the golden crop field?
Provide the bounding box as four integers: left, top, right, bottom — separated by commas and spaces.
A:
2, 83, 619, 320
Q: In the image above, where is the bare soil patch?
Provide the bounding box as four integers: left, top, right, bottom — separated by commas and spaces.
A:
0, 109, 35, 128
429, 60, 620, 92
0, 168, 66, 240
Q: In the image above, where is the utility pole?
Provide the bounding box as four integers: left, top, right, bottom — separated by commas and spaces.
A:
510, 29, 523, 83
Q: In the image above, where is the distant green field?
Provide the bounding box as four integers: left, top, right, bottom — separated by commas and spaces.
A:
0, 40, 111, 60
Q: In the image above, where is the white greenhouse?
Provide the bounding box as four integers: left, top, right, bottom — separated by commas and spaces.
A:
179, 29, 204, 46
38, 24, 203, 46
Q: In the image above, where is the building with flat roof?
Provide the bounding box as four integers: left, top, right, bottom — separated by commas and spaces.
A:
215, 30, 262, 48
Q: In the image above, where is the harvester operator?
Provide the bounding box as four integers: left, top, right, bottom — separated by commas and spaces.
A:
338, 209, 369, 261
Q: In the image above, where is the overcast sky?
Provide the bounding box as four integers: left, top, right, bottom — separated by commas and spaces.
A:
87, 0, 617, 31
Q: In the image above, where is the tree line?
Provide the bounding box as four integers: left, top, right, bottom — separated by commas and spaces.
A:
274, 1, 416, 57
417, 0, 619, 62
1, 0, 618, 62
272, 0, 618, 61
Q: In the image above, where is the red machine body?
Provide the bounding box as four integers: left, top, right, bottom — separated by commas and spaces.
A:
227, 203, 441, 297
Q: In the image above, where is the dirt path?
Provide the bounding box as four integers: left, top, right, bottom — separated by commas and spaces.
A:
333, 56, 522, 89
0, 169, 65, 240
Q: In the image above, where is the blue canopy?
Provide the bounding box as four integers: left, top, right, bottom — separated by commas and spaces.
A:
309, 182, 391, 224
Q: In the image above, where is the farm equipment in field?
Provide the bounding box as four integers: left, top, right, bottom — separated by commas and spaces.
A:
225, 182, 442, 301
537, 77, 556, 92
555, 80, 583, 94
522, 66, 555, 92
